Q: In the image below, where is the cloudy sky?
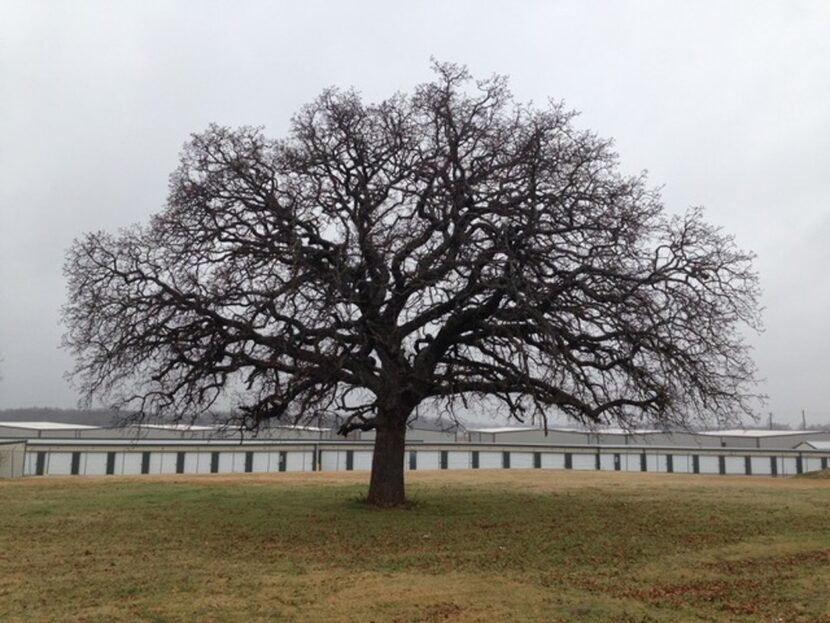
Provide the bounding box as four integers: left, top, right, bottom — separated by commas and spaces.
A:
1, 1, 828, 426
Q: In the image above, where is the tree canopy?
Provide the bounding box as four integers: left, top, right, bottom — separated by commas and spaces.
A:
63, 63, 761, 505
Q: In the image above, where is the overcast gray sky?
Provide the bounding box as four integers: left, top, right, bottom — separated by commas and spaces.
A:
1, 1, 829, 426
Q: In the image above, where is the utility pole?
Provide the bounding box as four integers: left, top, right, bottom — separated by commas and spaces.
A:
802, 409, 807, 431
768, 412, 773, 430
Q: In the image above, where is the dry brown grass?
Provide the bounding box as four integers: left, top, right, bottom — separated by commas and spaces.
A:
1, 470, 828, 622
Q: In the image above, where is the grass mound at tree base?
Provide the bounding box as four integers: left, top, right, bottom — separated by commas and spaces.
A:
794, 468, 830, 480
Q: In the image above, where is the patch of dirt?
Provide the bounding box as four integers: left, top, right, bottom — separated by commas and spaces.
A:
619, 577, 770, 612
419, 601, 464, 622
699, 549, 830, 574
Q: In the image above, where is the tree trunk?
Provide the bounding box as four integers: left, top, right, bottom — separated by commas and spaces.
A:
367, 413, 408, 507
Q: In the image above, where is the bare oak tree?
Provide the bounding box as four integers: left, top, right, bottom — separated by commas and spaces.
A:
63, 63, 761, 506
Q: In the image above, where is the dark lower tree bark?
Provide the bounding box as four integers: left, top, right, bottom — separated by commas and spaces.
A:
367, 412, 408, 507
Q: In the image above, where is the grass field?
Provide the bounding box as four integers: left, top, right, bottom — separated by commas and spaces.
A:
1, 470, 828, 622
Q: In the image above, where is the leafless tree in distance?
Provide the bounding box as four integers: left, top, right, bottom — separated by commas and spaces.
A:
63, 62, 761, 506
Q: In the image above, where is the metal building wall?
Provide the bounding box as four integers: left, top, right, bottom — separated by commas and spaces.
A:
0, 427, 31, 439
0, 442, 26, 478
540, 453, 566, 469
758, 432, 830, 449
446, 451, 471, 469
16, 440, 830, 480
493, 430, 590, 444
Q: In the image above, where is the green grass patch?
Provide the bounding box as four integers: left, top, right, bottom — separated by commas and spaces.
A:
0, 471, 828, 622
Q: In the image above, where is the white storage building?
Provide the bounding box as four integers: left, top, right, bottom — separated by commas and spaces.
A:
465, 426, 591, 444
794, 440, 830, 451
14, 437, 829, 479
360, 427, 458, 443
0, 421, 102, 439
698, 429, 830, 449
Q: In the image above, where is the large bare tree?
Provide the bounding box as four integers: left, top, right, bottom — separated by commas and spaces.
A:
63, 63, 760, 505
